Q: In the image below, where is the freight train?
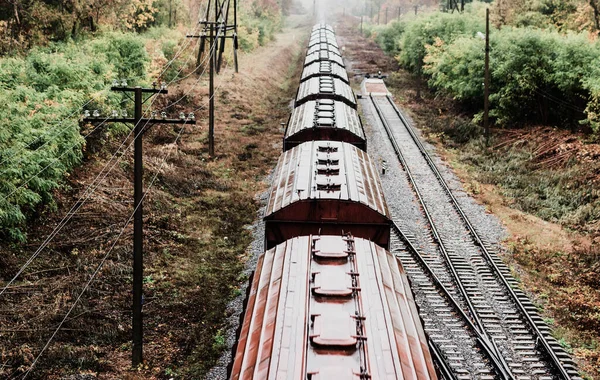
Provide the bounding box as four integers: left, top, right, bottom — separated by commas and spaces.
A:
229, 24, 438, 380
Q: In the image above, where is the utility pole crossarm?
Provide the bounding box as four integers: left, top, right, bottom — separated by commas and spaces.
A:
83, 117, 197, 125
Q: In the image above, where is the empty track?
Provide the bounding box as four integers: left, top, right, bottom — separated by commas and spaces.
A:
368, 93, 581, 380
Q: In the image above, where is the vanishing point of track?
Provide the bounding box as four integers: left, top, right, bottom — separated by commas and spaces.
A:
368, 94, 581, 380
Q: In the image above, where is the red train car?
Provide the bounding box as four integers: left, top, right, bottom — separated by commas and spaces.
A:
284, 100, 366, 151
230, 235, 438, 380
264, 141, 390, 249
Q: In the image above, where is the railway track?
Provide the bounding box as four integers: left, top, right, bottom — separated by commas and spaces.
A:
368, 93, 581, 380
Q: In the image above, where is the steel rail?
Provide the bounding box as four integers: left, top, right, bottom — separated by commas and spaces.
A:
383, 94, 574, 380
427, 337, 460, 380
370, 94, 514, 380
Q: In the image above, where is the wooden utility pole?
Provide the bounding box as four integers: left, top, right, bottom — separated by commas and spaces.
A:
484, 8, 490, 145
83, 84, 195, 367
397, 6, 401, 20
448, 0, 460, 13
208, 23, 215, 156
385, 7, 388, 24
186, 0, 239, 157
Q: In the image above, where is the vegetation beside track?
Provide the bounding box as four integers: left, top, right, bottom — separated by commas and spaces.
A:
0, 0, 285, 242
367, 2, 600, 132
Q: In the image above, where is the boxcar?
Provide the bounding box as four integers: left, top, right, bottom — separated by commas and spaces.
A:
264, 141, 390, 249
307, 42, 342, 57
304, 46, 345, 68
295, 76, 356, 109
301, 60, 348, 83
230, 235, 438, 380
308, 30, 338, 49
284, 100, 366, 151
312, 23, 335, 33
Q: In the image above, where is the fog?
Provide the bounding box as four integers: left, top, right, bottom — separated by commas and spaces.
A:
294, 0, 441, 24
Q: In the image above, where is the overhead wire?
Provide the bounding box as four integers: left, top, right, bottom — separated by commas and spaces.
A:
19, 46, 235, 379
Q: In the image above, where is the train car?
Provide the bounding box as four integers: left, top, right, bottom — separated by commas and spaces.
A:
308, 30, 338, 49
304, 46, 344, 68
296, 76, 356, 109
284, 100, 366, 151
301, 60, 348, 83
307, 42, 342, 57
308, 28, 338, 50
311, 23, 335, 33
230, 234, 438, 380
264, 141, 390, 249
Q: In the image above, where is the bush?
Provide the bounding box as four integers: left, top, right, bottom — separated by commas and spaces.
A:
237, 0, 282, 52
425, 27, 599, 126
0, 34, 150, 241
374, 2, 600, 130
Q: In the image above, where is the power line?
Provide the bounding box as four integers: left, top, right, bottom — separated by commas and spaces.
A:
21, 116, 191, 380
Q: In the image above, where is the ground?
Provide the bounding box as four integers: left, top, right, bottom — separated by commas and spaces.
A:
0, 14, 309, 379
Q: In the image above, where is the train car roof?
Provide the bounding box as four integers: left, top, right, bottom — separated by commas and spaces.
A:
301, 60, 348, 83
296, 76, 356, 108
311, 23, 334, 33
264, 140, 389, 220
307, 42, 342, 58
230, 235, 438, 380
284, 100, 364, 148
304, 49, 345, 68
308, 33, 338, 49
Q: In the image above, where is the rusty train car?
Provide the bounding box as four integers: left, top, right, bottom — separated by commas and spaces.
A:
283, 100, 366, 151
229, 24, 438, 380
231, 235, 437, 380
264, 140, 390, 249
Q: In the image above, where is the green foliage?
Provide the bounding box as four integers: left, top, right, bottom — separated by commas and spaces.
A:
237, 0, 282, 52
91, 32, 149, 81
375, 2, 600, 130
396, 11, 484, 73
0, 34, 150, 240
373, 21, 405, 56
582, 57, 600, 133
425, 27, 599, 126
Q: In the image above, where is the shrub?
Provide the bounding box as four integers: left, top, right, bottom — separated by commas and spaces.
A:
0, 34, 150, 240
424, 27, 599, 127
374, 2, 600, 130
